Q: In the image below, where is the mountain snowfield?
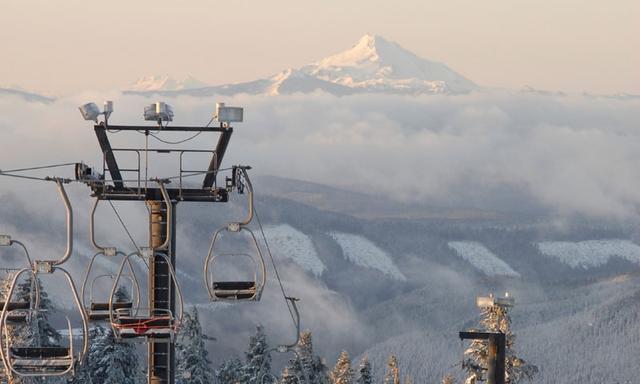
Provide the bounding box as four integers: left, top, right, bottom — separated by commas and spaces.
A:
536, 239, 640, 269
125, 34, 477, 96
448, 241, 520, 277
262, 224, 325, 276
329, 231, 406, 280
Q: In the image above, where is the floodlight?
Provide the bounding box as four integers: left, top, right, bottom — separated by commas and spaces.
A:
215, 102, 243, 124
103, 100, 114, 120
0, 235, 11, 246
495, 292, 515, 307
476, 296, 495, 308
79, 102, 101, 122
144, 102, 174, 122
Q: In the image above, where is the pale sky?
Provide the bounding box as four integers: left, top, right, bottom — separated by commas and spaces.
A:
1, 0, 637, 95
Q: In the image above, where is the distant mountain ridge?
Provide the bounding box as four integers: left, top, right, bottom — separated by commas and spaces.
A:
125, 34, 478, 97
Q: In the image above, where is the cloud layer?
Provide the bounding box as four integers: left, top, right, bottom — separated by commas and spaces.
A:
1, 90, 639, 219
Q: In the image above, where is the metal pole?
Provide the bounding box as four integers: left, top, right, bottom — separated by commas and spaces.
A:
148, 200, 177, 384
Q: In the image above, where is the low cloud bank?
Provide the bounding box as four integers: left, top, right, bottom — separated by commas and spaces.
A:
1, 90, 639, 218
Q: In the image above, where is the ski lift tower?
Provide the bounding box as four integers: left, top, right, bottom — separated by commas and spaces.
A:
459, 293, 513, 384
76, 101, 244, 384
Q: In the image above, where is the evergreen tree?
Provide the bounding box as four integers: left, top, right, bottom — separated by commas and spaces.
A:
280, 331, 328, 384
176, 307, 215, 384
216, 358, 243, 384
383, 355, 399, 384
355, 356, 373, 384
330, 351, 353, 384
13, 275, 61, 347
462, 294, 538, 384
242, 325, 272, 384
90, 325, 143, 384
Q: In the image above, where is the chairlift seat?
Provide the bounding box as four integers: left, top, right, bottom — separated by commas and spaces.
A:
114, 315, 176, 340
10, 347, 70, 359
0, 301, 30, 311
212, 281, 256, 300
6, 313, 28, 323
90, 302, 133, 311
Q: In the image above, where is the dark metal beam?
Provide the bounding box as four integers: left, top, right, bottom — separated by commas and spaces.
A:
202, 128, 233, 189
92, 187, 228, 202
94, 125, 123, 189
100, 124, 228, 132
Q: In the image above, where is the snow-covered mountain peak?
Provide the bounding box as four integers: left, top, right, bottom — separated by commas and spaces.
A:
129, 75, 207, 91
125, 34, 478, 96
302, 34, 477, 93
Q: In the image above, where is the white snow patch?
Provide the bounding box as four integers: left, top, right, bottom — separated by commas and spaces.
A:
536, 240, 640, 269
448, 241, 520, 277
329, 232, 405, 280
263, 224, 325, 277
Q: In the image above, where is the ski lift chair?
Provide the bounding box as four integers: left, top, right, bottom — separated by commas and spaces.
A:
0, 180, 88, 378
109, 251, 184, 343
3, 309, 75, 376
0, 236, 37, 324
0, 267, 88, 378
204, 167, 266, 302
81, 198, 141, 322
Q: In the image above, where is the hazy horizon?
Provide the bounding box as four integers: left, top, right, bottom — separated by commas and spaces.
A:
1, 0, 638, 95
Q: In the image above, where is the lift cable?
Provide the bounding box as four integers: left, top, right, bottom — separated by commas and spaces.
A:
1, 162, 77, 173
254, 204, 297, 328
0, 172, 52, 182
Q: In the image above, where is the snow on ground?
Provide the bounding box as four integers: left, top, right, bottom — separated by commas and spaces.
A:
329, 232, 405, 280
448, 241, 520, 277
263, 224, 325, 277
536, 240, 640, 269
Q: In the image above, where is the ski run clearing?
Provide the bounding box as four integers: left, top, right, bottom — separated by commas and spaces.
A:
448, 241, 520, 277
263, 224, 325, 277
329, 232, 406, 280
536, 239, 640, 269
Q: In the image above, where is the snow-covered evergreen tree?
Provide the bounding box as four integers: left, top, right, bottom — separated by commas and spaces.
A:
462, 294, 538, 384
383, 355, 399, 384
90, 325, 143, 384
216, 358, 244, 384
176, 306, 215, 384
330, 351, 353, 384
280, 331, 328, 384
242, 325, 272, 384
355, 356, 373, 384
13, 275, 61, 347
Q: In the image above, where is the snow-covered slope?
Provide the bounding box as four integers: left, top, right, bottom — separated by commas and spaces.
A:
536, 240, 640, 269
329, 232, 405, 280
448, 241, 520, 277
128, 75, 207, 92
263, 224, 325, 276
126, 34, 477, 97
